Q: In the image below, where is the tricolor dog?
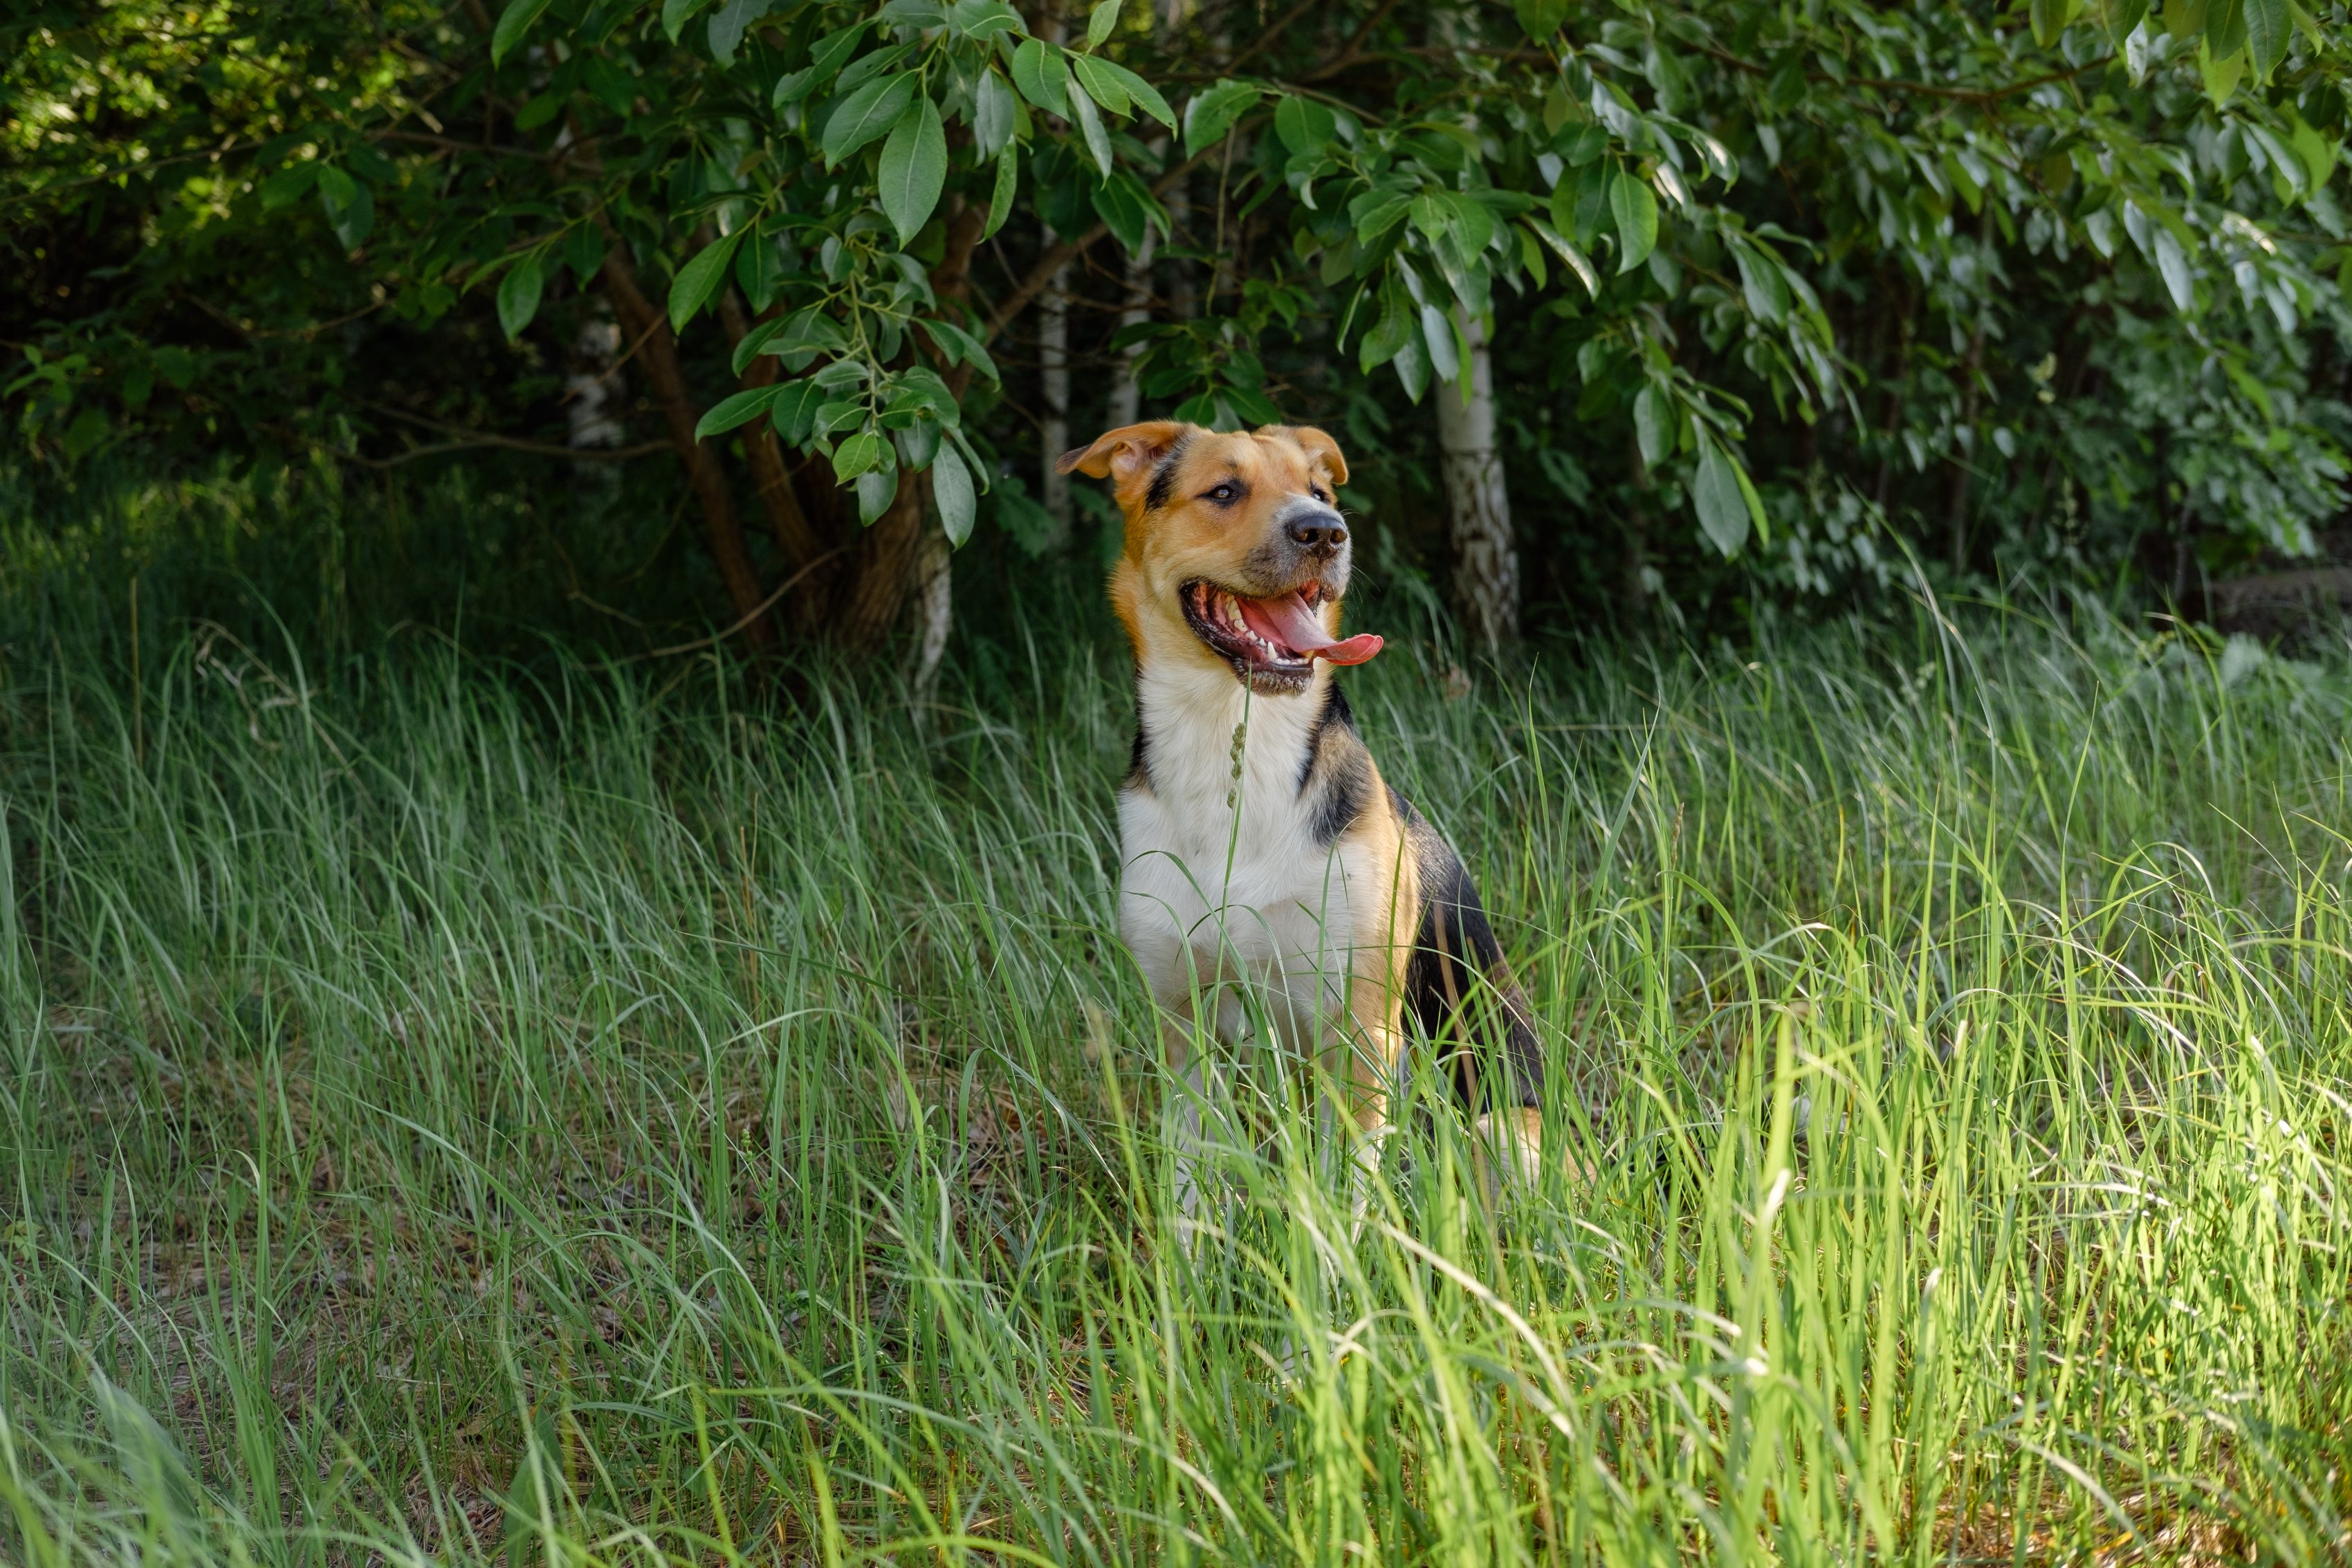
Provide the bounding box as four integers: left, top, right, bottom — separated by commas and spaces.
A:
1058, 420, 1546, 1199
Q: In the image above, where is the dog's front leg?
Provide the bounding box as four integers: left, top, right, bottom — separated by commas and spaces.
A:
1334, 972, 1408, 1235
1473, 1106, 1545, 1199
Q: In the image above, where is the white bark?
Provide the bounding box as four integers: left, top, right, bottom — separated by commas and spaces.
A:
1164, 179, 1194, 323
565, 315, 623, 450
1039, 252, 1073, 549
1435, 308, 1519, 649
1107, 226, 1156, 429
910, 518, 953, 710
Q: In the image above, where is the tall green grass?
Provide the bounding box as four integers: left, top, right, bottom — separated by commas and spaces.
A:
3, 588, 2350, 1565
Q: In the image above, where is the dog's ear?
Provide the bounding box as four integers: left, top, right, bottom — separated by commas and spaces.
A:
1260, 424, 1350, 488
1056, 421, 1184, 484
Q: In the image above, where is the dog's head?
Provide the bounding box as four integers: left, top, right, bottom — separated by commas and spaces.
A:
1058, 421, 1381, 697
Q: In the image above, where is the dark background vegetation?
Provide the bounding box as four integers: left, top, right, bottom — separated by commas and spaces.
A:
7, 0, 2352, 663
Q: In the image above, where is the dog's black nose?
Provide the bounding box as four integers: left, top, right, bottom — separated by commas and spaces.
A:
1288, 513, 1348, 549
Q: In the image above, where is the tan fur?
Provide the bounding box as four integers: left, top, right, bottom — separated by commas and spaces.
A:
1061, 423, 1354, 681
1072, 421, 1545, 1206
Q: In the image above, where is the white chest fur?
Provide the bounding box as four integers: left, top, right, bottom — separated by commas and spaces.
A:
1117, 661, 1393, 1035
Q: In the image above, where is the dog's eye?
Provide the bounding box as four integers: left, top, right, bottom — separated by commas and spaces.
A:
1204, 482, 1239, 504
1311, 486, 1330, 503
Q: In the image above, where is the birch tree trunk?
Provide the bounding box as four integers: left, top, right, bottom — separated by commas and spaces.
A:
1038, 252, 1073, 548
1435, 308, 1519, 649
1107, 225, 1155, 429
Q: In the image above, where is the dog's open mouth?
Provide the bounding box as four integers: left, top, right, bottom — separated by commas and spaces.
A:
1180, 580, 1384, 687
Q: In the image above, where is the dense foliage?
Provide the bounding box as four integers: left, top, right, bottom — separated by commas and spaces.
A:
8, 0, 2351, 644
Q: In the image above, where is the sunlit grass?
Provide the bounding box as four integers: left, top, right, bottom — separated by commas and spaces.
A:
3, 589, 2351, 1565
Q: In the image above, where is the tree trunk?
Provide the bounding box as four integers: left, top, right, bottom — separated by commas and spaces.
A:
1107, 225, 1157, 429
1038, 248, 1074, 548
829, 201, 989, 654
1435, 308, 1519, 649
717, 287, 832, 627
1165, 176, 1195, 323
598, 241, 775, 654
834, 470, 932, 651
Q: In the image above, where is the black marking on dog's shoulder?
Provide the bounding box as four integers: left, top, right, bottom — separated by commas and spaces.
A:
1299, 684, 1370, 847
1403, 821, 1545, 1113
1142, 433, 1191, 513
1127, 723, 1152, 793
1298, 683, 1354, 792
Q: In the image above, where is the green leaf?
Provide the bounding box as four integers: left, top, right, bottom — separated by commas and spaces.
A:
1011, 39, 1070, 118
879, 97, 948, 245
1569, 159, 1610, 247
1069, 54, 1130, 118
1633, 385, 1671, 467
985, 144, 1019, 239
948, 0, 1023, 39
1525, 219, 1599, 297
2199, 40, 2244, 104
1068, 78, 1114, 176
1609, 168, 1658, 273
1090, 173, 1150, 252
2204, 0, 2247, 57
1090, 59, 1173, 129
2030, 0, 2081, 47
1691, 436, 1749, 556
2162, 0, 2205, 39
1274, 95, 1336, 157
855, 468, 897, 522
1085, 0, 1120, 49
497, 255, 544, 341
259, 163, 318, 210
584, 55, 636, 114
1443, 192, 1495, 258
822, 73, 918, 166
735, 230, 783, 312
1731, 450, 1769, 546
919, 315, 999, 382
1183, 80, 1260, 155
61, 406, 109, 461
731, 315, 787, 375
2243, 0, 2288, 78
1418, 304, 1458, 383
695, 383, 787, 440
663, 0, 713, 41
834, 430, 885, 481
514, 91, 562, 131
1513, 0, 1569, 40
933, 444, 977, 546
2101, 0, 2151, 46
491, 0, 553, 64
318, 174, 373, 248
1359, 280, 1411, 371
771, 380, 825, 445
1731, 241, 1790, 325
975, 69, 1018, 157
669, 230, 744, 333
2151, 225, 2194, 312
1390, 328, 1430, 403
2288, 113, 2336, 190
707, 0, 769, 64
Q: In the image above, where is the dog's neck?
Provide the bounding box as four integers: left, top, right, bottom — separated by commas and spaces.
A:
1130, 654, 1333, 828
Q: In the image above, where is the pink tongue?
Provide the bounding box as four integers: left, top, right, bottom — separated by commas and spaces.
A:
1238, 591, 1384, 666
